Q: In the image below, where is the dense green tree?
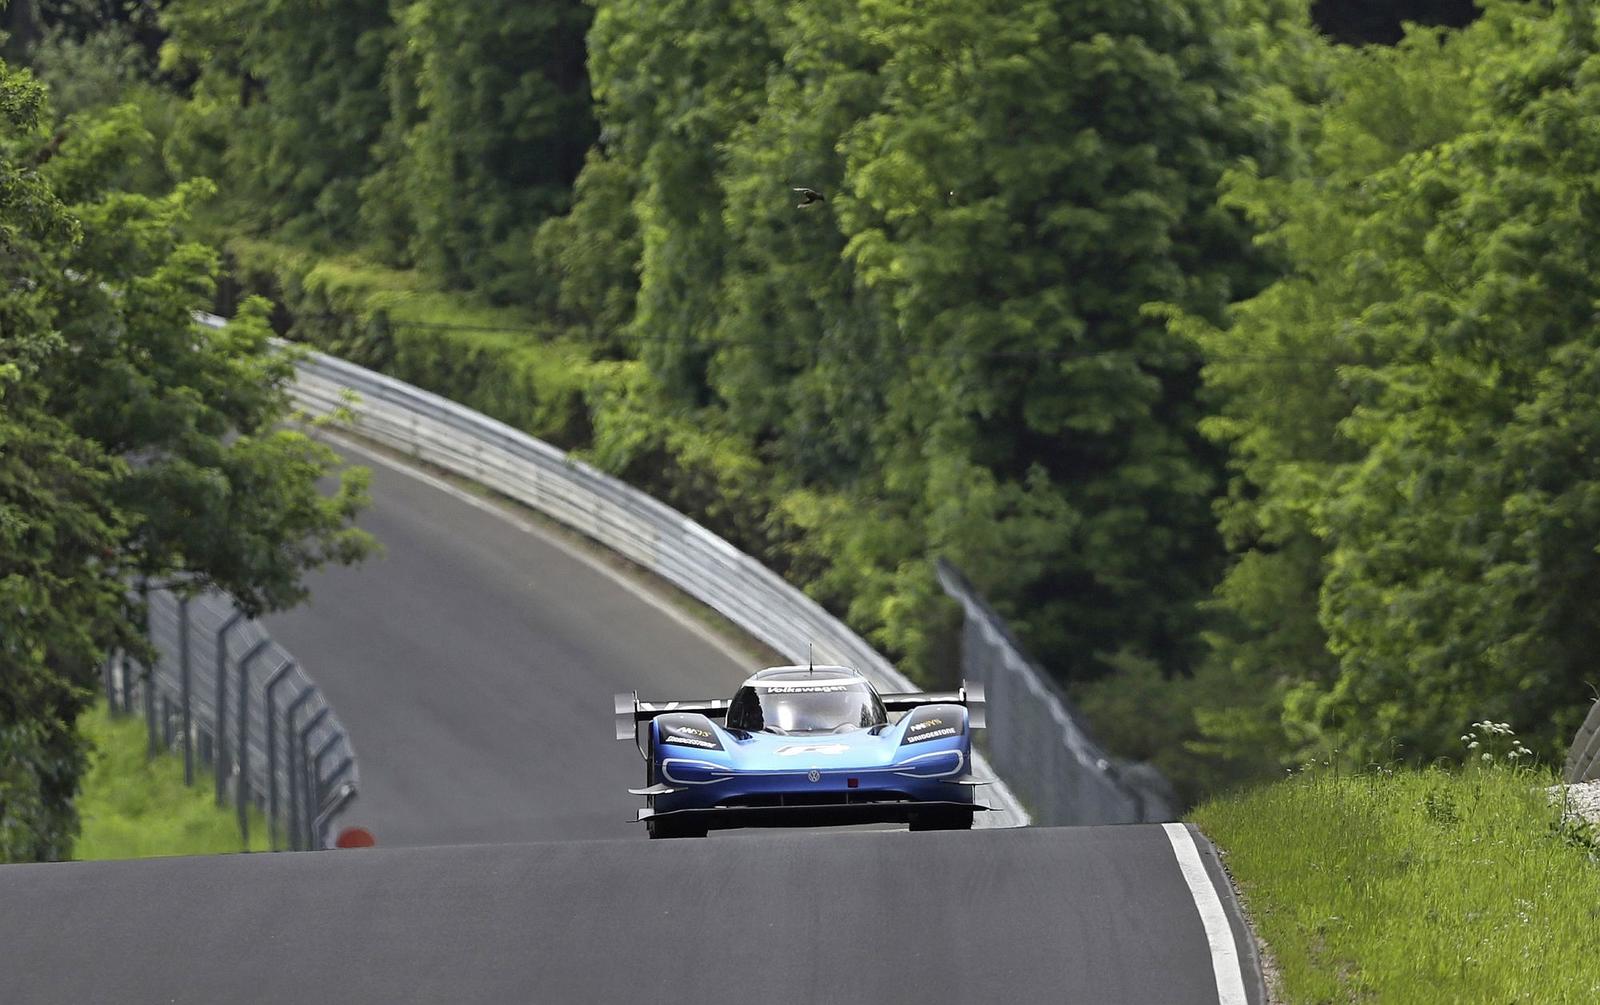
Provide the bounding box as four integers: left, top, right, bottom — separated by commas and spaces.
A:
158, 0, 392, 240
1313, 1, 1600, 761
528, 149, 640, 347
372, 0, 593, 297
0, 60, 128, 860
570, 0, 1307, 683
40, 103, 374, 611
1, 60, 373, 860
1188, 1, 1600, 770
587, 0, 780, 395
824, 0, 1298, 673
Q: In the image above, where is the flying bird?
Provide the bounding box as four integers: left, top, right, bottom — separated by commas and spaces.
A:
793, 187, 825, 208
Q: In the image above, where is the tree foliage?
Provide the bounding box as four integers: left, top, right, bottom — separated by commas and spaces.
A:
1186, 1, 1600, 773
570, 0, 1303, 680
21, 0, 1600, 808
0, 54, 372, 860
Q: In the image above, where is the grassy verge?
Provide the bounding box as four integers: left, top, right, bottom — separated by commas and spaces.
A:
1192, 761, 1600, 1003
75, 703, 269, 860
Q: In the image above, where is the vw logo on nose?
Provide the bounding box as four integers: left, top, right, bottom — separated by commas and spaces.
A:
807, 769, 822, 783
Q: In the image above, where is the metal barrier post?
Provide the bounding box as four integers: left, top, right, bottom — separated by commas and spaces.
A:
314, 782, 358, 849
283, 688, 317, 851
133, 579, 148, 718
308, 730, 341, 849
142, 657, 157, 758
296, 709, 332, 850
213, 609, 246, 805
125, 656, 137, 715
233, 640, 273, 846
263, 664, 298, 850
178, 595, 193, 785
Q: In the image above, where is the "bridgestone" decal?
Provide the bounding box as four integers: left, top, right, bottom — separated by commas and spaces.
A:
905, 726, 958, 743
664, 735, 717, 748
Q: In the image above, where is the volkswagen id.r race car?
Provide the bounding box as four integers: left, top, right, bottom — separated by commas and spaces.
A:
614, 665, 991, 838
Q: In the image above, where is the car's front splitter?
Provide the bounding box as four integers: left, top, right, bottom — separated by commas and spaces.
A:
636, 799, 985, 830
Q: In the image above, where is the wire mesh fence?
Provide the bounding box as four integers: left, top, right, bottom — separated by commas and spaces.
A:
1565, 700, 1600, 783
102, 585, 359, 850
935, 560, 1177, 826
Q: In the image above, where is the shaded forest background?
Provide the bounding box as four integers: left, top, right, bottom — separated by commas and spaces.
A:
6, 0, 1600, 843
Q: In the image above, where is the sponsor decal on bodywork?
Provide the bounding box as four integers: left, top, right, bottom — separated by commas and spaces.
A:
664, 734, 718, 748
900, 704, 964, 746
759, 684, 852, 694
659, 714, 724, 750
775, 743, 851, 756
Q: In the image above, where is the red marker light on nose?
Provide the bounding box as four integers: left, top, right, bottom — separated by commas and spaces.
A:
847, 778, 859, 788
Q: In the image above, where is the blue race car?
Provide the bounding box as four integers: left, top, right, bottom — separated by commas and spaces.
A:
614, 665, 990, 838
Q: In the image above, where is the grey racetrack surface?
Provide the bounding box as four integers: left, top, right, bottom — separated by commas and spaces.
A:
264, 440, 754, 846
0, 436, 1264, 1004
0, 827, 1233, 1005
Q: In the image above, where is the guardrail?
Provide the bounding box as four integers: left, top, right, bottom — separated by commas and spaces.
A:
204, 314, 1032, 827
936, 561, 1177, 825
1566, 701, 1600, 783
104, 584, 358, 850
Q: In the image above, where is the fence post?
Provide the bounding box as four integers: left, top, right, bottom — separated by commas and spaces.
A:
308, 730, 341, 850
283, 688, 317, 851
263, 663, 297, 851
296, 708, 332, 850
213, 609, 246, 805
178, 594, 193, 786
142, 655, 158, 758
132, 578, 149, 718
233, 640, 273, 847
314, 782, 358, 848
102, 650, 117, 708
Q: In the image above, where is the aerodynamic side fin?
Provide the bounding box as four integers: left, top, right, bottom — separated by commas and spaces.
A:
614, 691, 731, 741
880, 681, 986, 728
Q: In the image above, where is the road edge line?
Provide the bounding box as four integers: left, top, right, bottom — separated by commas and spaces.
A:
1162, 821, 1249, 1005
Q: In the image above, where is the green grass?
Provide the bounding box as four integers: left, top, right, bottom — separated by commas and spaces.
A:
75, 703, 270, 860
1193, 762, 1600, 1003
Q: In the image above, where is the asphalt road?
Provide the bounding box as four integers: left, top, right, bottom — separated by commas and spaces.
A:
0, 825, 1257, 1004
264, 437, 755, 846
0, 430, 1263, 1003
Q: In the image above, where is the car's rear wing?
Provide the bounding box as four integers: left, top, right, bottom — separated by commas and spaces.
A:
880, 682, 986, 728
614, 681, 985, 741
614, 692, 731, 741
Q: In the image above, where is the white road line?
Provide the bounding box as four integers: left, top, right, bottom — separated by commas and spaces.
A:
1162, 822, 1248, 1005
317, 427, 759, 673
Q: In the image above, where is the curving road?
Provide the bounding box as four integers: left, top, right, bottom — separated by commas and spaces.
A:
264, 434, 757, 846
0, 426, 1264, 1002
